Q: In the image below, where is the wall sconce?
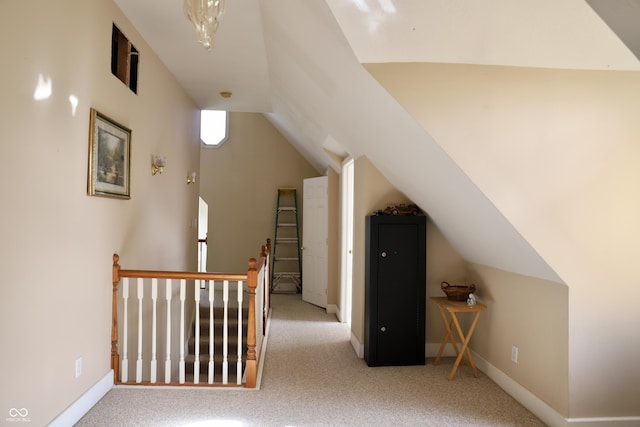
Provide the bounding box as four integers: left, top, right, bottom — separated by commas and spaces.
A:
151, 155, 166, 175
187, 171, 197, 184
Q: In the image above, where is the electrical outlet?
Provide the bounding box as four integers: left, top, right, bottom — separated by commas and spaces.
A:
511, 345, 518, 364
75, 357, 82, 378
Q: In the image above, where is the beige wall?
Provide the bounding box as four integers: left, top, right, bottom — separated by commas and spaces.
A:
366, 62, 640, 419
199, 112, 320, 273
425, 220, 468, 346
426, 214, 569, 418
352, 157, 409, 345
0, 1, 200, 425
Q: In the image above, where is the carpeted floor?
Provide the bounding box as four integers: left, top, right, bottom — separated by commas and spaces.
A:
76, 294, 546, 426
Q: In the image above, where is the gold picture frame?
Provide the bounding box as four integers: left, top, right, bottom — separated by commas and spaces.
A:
87, 108, 131, 199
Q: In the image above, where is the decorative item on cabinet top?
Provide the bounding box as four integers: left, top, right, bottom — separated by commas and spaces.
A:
441, 281, 476, 301
372, 203, 422, 216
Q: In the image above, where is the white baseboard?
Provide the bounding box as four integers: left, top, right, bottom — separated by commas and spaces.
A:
471, 352, 640, 427
326, 304, 339, 316
350, 332, 364, 358
471, 352, 566, 427
566, 417, 640, 427
48, 370, 113, 427
354, 339, 458, 360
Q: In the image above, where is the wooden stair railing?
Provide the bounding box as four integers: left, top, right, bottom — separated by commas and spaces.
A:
110, 239, 270, 388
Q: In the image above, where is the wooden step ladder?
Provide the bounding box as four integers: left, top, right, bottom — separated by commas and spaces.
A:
271, 188, 302, 293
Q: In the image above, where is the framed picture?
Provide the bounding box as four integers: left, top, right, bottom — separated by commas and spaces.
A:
87, 108, 131, 199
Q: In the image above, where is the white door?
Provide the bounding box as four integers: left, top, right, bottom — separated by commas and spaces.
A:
302, 176, 328, 308
198, 197, 208, 272
340, 158, 354, 326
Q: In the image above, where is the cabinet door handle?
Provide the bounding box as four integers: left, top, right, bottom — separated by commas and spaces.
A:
381, 251, 387, 258
380, 326, 386, 332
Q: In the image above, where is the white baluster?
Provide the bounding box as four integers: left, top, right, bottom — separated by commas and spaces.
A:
208, 280, 215, 384
179, 279, 186, 384
193, 280, 201, 384
165, 279, 172, 384
136, 278, 143, 383
222, 280, 229, 384
121, 278, 129, 383
237, 280, 243, 385
150, 279, 158, 383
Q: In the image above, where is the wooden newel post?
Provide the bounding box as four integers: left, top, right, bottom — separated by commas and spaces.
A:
245, 257, 258, 388
111, 254, 121, 384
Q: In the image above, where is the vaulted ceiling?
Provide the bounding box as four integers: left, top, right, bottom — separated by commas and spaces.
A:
114, 0, 640, 282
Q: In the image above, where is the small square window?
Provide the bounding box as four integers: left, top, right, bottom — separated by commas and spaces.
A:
201, 110, 229, 147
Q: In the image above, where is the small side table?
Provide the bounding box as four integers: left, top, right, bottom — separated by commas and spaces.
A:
430, 297, 487, 380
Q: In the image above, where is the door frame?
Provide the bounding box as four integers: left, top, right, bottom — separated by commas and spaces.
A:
198, 197, 209, 272
340, 158, 354, 326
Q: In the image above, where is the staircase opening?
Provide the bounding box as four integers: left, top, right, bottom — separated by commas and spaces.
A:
186, 286, 249, 384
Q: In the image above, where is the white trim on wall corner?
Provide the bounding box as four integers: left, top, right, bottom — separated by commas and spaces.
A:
438, 349, 639, 426
350, 332, 364, 358
326, 304, 339, 317
471, 351, 567, 427
470, 352, 567, 427
566, 417, 640, 427
48, 370, 113, 427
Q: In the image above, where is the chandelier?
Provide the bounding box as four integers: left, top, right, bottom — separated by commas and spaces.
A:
183, 0, 225, 50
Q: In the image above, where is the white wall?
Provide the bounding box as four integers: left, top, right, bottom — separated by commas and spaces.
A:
0, 1, 200, 424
